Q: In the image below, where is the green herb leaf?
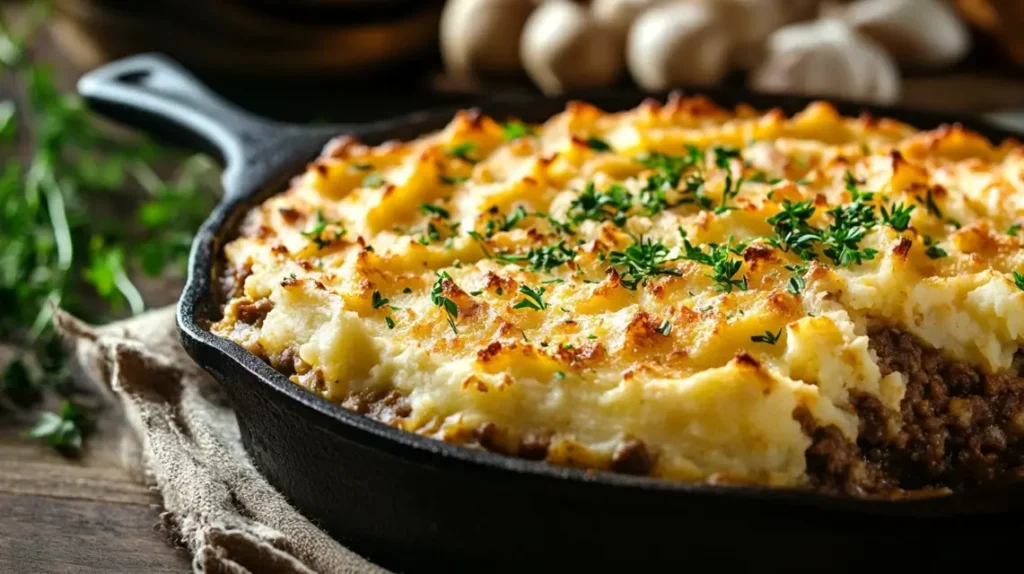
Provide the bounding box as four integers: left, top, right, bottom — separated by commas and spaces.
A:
447, 142, 479, 163
1014, 272, 1024, 292
363, 173, 385, 188
514, 284, 548, 311
585, 137, 611, 152
371, 290, 390, 309
751, 329, 782, 345
430, 271, 460, 333
501, 120, 534, 141
610, 236, 682, 290
420, 203, 451, 219
25, 400, 85, 454
880, 202, 915, 232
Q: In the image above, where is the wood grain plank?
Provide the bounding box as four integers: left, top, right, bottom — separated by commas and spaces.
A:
0, 493, 190, 574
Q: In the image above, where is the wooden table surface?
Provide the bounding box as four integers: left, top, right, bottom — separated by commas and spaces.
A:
0, 405, 191, 573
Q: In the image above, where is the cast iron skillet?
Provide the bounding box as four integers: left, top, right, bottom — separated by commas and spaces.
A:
79, 54, 1024, 572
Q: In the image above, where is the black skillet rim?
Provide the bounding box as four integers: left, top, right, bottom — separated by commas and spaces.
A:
176, 86, 1024, 516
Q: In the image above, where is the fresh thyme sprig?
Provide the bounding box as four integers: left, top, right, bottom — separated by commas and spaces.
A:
568, 182, 632, 227
498, 242, 576, 271
430, 272, 460, 333
680, 239, 748, 293
513, 285, 548, 311
609, 236, 682, 290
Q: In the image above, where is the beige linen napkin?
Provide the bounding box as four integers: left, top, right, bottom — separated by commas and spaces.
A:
54, 305, 391, 574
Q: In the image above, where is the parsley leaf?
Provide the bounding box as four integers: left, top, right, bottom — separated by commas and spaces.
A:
363, 173, 385, 188
1008, 223, 1021, 237
880, 202, 915, 231
610, 236, 682, 290
1014, 272, 1024, 292
680, 239, 747, 292
923, 235, 947, 259
430, 272, 460, 333
501, 120, 534, 140
447, 142, 479, 163
371, 290, 389, 309
568, 182, 632, 227
766, 199, 819, 260
498, 241, 575, 271
439, 175, 468, 185
420, 203, 451, 219
302, 209, 346, 249
514, 285, 548, 311
751, 329, 782, 345
585, 137, 612, 151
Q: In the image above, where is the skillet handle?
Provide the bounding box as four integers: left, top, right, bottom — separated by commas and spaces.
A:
77, 53, 298, 194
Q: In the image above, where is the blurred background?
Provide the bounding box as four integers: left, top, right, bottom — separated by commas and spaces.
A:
15, 0, 1024, 122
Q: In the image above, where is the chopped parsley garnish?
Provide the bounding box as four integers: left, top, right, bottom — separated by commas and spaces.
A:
466, 230, 493, 257
568, 182, 632, 227
350, 162, 373, 171
484, 205, 529, 238
712, 145, 744, 214
430, 272, 460, 333
821, 200, 878, 266
680, 239, 747, 292
766, 199, 819, 260
420, 203, 451, 219
447, 142, 479, 163
923, 235, 947, 259
785, 264, 808, 295
301, 209, 345, 250
514, 285, 547, 311
371, 290, 389, 309
635, 148, 712, 212
363, 173, 385, 188
385, 316, 395, 329
1008, 223, 1021, 237
418, 222, 442, 245
787, 275, 805, 295
1014, 272, 1024, 292
554, 371, 566, 380
657, 320, 672, 336
880, 202, 915, 231
403, 287, 413, 294
609, 236, 682, 290
501, 120, 534, 140
751, 329, 782, 345
920, 188, 943, 218
498, 241, 575, 271
439, 175, 468, 185
585, 137, 611, 151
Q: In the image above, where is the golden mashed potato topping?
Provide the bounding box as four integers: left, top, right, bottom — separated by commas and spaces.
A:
212, 95, 1024, 493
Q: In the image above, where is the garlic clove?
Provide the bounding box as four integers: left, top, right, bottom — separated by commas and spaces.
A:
750, 18, 902, 105
520, 0, 625, 94
626, 1, 734, 91
591, 0, 665, 36
440, 0, 537, 80
828, 0, 971, 68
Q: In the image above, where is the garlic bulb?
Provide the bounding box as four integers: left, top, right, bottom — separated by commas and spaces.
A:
591, 0, 663, 35
750, 18, 901, 105
710, 0, 804, 69
520, 0, 625, 94
440, 0, 537, 80
828, 0, 971, 68
626, 1, 733, 91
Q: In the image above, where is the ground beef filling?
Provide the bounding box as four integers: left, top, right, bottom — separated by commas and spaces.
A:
801, 326, 1024, 496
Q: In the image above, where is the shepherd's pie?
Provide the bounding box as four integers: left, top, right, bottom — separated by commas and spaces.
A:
212, 95, 1024, 497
